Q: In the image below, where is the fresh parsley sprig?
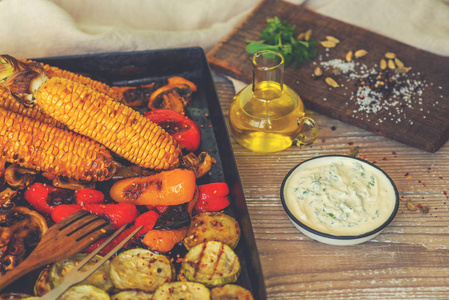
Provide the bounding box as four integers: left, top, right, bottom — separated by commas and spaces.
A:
246, 17, 318, 69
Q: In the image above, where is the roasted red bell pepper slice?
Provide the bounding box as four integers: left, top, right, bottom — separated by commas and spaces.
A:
51, 204, 83, 223
82, 203, 138, 229
75, 189, 105, 206
24, 182, 75, 215
84, 210, 160, 255
133, 210, 160, 236
198, 182, 229, 197
143, 109, 201, 152
194, 182, 230, 213
51, 202, 138, 229
84, 227, 137, 256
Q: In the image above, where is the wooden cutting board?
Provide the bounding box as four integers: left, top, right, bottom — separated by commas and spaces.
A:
207, 0, 449, 152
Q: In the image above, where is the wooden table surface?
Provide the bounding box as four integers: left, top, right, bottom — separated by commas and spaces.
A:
213, 75, 449, 300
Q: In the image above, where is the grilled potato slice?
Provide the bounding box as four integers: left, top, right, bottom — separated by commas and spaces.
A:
183, 212, 241, 250
109, 248, 174, 293
182, 241, 240, 287
152, 282, 210, 300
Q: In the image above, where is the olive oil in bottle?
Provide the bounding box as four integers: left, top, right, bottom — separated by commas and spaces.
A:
229, 51, 317, 153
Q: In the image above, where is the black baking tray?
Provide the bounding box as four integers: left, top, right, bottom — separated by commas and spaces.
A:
2, 47, 266, 299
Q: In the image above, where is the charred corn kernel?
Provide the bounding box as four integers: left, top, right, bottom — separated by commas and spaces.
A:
36, 77, 181, 170
0, 86, 65, 129
0, 108, 115, 181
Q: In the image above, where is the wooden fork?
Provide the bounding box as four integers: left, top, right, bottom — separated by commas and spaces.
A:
0, 210, 114, 291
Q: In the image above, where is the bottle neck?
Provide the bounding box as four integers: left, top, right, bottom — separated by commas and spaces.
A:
252, 51, 284, 101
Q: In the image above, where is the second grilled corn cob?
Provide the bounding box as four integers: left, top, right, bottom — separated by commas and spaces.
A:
0, 108, 115, 182
41, 63, 122, 100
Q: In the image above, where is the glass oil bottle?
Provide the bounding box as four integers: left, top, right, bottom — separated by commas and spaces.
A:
229, 50, 318, 153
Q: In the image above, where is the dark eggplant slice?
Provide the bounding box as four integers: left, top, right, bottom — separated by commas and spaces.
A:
154, 203, 191, 230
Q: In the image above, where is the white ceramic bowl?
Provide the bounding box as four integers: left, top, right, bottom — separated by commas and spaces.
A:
280, 155, 399, 246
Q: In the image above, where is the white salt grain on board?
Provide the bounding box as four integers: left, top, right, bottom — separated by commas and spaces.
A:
320, 59, 355, 74
316, 55, 444, 126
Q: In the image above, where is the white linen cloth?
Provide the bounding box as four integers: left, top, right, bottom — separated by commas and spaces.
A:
0, 0, 448, 59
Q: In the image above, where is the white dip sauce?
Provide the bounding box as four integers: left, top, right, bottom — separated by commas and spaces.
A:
284, 157, 396, 236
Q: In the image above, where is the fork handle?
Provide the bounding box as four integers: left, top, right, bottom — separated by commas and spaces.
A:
0, 254, 45, 291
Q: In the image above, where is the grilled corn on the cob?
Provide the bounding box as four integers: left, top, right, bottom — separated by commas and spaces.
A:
0, 86, 65, 128
0, 108, 115, 181
1, 55, 182, 170
36, 77, 181, 170
41, 63, 122, 100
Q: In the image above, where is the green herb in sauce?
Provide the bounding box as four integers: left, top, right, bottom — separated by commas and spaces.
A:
285, 157, 396, 236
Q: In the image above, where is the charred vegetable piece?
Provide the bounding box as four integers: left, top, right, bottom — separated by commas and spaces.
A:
58, 285, 110, 300
153, 203, 191, 230
52, 176, 96, 191
51, 203, 138, 229
110, 83, 160, 108
194, 182, 230, 213
183, 212, 241, 250
180, 152, 215, 178
82, 203, 138, 229
49, 253, 114, 292
109, 248, 174, 293
4, 164, 39, 190
148, 77, 197, 115
1, 55, 181, 171
143, 109, 201, 152
1, 207, 48, 274
109, 169, 196, 206
24, 183, 75, 216
152, 282, 210, 300
142, 226, 189, 253
210, 284, 255, 300
182, 241, 240, 288
0, 108, 116, 182
34, 265, 52, 296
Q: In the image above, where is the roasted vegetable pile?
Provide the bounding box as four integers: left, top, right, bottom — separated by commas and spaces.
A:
0, 55, 254, 299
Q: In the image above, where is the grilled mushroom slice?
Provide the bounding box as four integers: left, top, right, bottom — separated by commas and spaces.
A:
4, 164, 39, 190
180, 152, 216, 178
1, 207, 47, 274
5, 206, 47, 248
52, 176, 95, 191
148, 77, 197, 114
